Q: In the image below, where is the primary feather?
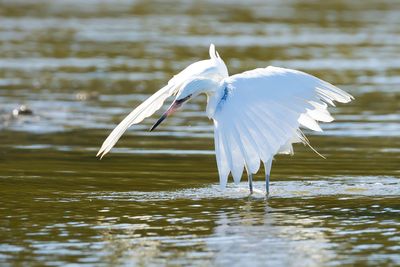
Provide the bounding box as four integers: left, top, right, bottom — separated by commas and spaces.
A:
97, 83, 175, 158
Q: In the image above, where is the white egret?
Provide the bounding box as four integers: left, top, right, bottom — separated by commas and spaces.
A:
97, 44, 353, 195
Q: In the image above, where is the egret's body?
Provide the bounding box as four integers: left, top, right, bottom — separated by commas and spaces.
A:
98, 44, 353, 195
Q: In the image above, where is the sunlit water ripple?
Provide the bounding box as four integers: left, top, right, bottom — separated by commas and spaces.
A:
89, 176, 400, 201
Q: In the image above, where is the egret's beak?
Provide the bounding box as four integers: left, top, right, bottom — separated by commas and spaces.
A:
150, 95, 191, 131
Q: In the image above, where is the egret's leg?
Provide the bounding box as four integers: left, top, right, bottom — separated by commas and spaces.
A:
248, 173, 253, 194
264, 159, 273, 196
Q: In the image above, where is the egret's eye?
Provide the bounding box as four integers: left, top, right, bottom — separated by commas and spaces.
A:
175, 94, 192, 104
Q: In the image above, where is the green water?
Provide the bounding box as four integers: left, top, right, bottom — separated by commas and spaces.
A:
0, 0, 399, 266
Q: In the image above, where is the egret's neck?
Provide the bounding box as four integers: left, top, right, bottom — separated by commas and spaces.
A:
201, 81, 217, 95
181, 76, 224, 119
205, 80, 225, 119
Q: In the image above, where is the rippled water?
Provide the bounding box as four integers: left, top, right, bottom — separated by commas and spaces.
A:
0, 0, 399, 266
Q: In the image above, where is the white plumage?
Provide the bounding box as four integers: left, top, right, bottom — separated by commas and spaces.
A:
98, 44, 353, 194
212, 66, 352, 188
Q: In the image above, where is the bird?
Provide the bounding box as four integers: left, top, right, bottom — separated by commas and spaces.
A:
97, 44, 353, 196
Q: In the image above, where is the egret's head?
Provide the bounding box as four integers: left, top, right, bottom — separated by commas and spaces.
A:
149, 44, 228, 131
150, 77, 219, 131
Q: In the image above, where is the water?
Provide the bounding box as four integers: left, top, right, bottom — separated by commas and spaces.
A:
0, 0, 399, 266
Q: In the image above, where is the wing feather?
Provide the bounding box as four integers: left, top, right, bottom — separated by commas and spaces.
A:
226, 124, 245, 184
243, 108, 276, 161
212, 66, 353, 186
97, 84, 175, 158
298, 113, 322, 132
232, 117, 260, 174
248, 105, 284, 153
236, 112, 262, 173
214, 120, 230, 187
307, 101, 334, 122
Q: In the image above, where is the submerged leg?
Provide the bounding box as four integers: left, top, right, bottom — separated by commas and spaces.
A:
264, 158, 273, 196
248, 173, 253, 194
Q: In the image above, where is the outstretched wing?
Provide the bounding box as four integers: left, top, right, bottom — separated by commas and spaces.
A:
97, 83, 176, 158
213, 66, 353, 187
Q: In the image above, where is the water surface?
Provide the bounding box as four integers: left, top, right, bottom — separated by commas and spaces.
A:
0, 0, 399, 266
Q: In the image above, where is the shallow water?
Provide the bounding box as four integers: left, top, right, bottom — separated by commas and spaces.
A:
0, 0, 399, 266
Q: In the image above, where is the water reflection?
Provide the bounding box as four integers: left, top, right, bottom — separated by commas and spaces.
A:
209, 204, 335, 267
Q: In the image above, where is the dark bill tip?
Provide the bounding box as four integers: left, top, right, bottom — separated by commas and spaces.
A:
149, 112, 168, 132
149, 95, 191, 132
